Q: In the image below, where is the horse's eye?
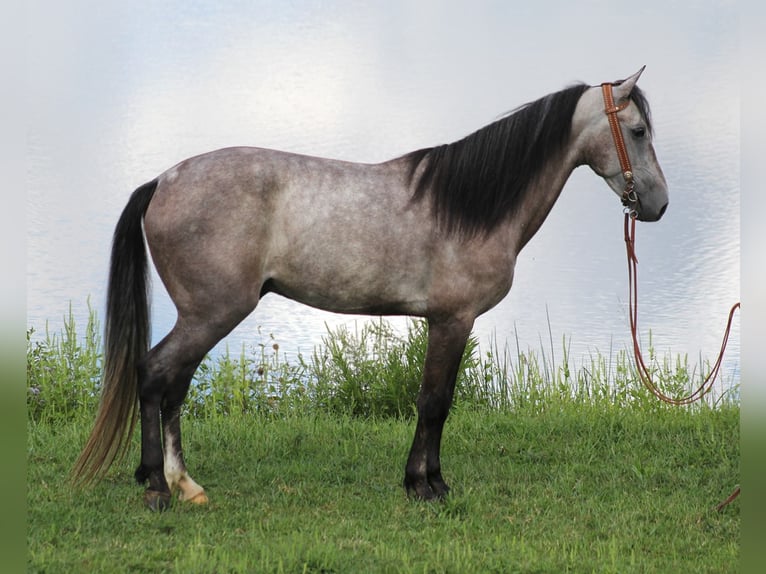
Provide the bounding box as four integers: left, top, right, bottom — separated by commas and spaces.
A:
632, 126, 646, 139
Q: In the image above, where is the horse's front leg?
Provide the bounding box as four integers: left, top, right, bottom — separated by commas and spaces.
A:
404, 315, 473, 500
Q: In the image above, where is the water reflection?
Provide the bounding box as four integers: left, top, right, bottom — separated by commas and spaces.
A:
27, 2, 739, 386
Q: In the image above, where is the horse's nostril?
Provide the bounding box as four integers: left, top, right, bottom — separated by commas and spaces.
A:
659, 203, 668, 218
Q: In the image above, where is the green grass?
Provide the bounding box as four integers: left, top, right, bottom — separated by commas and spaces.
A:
27, 309, 739, 573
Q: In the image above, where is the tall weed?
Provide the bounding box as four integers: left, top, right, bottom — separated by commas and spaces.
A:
27, 303, 102, 423
26, 306, 738, 423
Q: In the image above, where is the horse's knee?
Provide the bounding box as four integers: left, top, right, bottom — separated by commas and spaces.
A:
416, 390, 452, 424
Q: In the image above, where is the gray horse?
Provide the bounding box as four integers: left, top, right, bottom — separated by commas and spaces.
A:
73, 68, 667, 510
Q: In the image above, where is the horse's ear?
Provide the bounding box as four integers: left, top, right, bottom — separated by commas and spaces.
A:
612, 66, 646, 101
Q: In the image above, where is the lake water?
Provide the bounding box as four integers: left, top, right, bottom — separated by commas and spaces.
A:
27, 2, 739, 388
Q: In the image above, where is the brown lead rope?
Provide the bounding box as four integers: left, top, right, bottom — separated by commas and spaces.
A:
624, 213, 740, 511
624, 213, 740, 405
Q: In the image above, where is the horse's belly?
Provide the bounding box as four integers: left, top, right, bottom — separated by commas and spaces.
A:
266, 247, 430, 316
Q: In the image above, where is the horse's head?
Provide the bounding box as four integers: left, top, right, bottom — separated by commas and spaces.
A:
576, 67, 669, 222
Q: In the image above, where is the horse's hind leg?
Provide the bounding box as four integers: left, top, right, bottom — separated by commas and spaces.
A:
162, 403, 208, 504
135, 316, 240, 510
134, 328, 199, 510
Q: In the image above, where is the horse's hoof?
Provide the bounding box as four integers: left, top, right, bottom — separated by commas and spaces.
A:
144, 489, 171, 512
428, 478, 450, 500
404, 480, 438, 501
186, 491, 209, 505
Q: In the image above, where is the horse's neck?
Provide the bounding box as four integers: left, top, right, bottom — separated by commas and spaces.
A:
508, 145, 579, 252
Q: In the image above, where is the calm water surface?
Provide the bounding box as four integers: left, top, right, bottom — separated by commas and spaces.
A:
28, 2, 739, 387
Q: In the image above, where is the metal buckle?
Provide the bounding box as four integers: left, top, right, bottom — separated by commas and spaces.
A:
621, 172, 637, 206
623, 205, 637, 218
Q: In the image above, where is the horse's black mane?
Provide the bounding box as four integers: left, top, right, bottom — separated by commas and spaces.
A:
407, 82, 652, 237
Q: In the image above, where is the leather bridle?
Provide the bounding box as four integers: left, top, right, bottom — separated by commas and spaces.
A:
601, 82, 638, 211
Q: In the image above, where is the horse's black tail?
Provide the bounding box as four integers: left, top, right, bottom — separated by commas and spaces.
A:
72, 179, 158, 485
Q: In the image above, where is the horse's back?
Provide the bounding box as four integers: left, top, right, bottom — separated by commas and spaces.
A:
143, 147, 435, 315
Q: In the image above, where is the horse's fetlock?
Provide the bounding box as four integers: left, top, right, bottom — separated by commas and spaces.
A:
134, 464, 150, 485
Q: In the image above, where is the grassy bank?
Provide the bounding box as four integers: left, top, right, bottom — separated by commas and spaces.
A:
27, 310, 739, 572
